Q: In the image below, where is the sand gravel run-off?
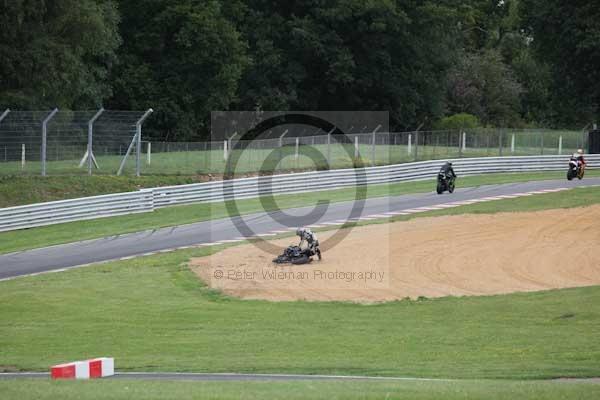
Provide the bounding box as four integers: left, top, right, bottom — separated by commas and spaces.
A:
190, 205, 600, 303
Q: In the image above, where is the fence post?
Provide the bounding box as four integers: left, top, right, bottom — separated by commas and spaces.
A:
511, 134, 515, 153
225, 132, 237, 163
0, 109, 9, 124
278, 129, 288, 170
408, 134, 412, 155
371, 125, 381, 166
540, 131, 544, 155
414, 131, 419, 161
558, 136, 563, 155
21, 144, 26, 170
147, 142, 152, 165
462, 131, 467, 152
87, 108, 104, 175
135, 109, 153, 177
118, 108, 153, 176
498, 130, 503, 156
326, 127, 334, 167
354, 135, 359, 158
41, 108, 59, 176
223, 140, 228, 161
295, 137, 299, 160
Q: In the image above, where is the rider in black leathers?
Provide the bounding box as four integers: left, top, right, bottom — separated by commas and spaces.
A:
439, 161, 456, 179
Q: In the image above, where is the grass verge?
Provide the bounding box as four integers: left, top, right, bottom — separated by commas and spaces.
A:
1, 378, 600, 400
0, 175, 207, 208
1, 170, 598, 255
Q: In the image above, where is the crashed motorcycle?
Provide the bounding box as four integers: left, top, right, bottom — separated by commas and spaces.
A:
273, 245, 321, 265
567, 158, 585, 181
436, 173, 456, 194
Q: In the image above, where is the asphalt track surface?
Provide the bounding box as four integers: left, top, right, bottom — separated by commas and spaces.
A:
1, 178, 598, 280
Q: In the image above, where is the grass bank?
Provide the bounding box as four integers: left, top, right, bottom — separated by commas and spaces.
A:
0, 175, 206, 208
1, 243, 600, 379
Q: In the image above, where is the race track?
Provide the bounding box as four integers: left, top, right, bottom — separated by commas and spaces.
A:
0, 178, 598, 280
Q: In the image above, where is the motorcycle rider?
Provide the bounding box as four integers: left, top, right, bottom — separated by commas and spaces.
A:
439, 161, 457, 180
296, 227, 322, 260
575, 149, 586, 169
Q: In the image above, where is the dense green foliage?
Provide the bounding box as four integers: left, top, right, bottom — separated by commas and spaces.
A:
1, 1, 599, 138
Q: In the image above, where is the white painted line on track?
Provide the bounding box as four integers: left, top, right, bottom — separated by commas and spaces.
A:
479, 196, 503, 201
368, 214, 392, 218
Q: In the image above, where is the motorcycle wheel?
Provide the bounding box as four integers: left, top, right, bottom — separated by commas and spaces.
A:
291, 255, 311, 265
448, 181, 455, 193
436, 182, 444, 194
567, 170, 574, 181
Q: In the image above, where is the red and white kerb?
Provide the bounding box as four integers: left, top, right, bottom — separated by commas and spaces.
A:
51, 357, 114, 379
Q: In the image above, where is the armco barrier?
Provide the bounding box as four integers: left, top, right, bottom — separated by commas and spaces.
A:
0, 190, 154, 232
151, 155, 600, 207
0, 155, 598, 232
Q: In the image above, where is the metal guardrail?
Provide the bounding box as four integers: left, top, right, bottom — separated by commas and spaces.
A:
0, 155, 598, 232
152, 155, 600, 207
0, 190, 154, 232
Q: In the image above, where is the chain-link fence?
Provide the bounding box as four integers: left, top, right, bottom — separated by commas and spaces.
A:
141, 128, 588, 176
0, 109, 153, 176
0, 110, 589, 176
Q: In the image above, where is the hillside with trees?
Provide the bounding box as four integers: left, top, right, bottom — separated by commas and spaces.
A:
1, 0, 598, 140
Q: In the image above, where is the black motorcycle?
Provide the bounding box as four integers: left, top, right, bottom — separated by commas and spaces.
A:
273, 245, 321, 265
567, 158, 585, 181
436, 173, 456, 194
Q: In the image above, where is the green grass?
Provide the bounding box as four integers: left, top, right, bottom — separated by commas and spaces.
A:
1, 379, 600, 400
2, 243, 600, 379
0, 175, 208, 208
1, 170, 599, 255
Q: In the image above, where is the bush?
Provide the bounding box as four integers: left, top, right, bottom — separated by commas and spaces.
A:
434, 113, 480, 130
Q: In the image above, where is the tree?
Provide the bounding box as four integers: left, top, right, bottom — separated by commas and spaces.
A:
520, 0, 600, 125
232, 0, 461, 131
446, 50, 523, 127
0, 0, 121, 109
108, 0, 249, 140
